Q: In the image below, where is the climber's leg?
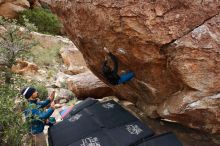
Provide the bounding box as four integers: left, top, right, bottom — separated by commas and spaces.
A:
118, 71, 135, 84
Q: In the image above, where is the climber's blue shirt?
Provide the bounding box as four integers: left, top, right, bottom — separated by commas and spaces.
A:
24, 99, 54, 134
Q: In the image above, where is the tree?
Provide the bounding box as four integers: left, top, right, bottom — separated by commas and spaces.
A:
0, 16, 37, 84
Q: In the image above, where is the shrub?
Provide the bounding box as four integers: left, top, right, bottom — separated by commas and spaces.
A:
32, 82, 48, 100
18, 8, 62, 35
0, 74, 49, 145
0, 16, 37, 84
0, 17, 36, 84
31, 44, 61, 67
0, 79, 29, 146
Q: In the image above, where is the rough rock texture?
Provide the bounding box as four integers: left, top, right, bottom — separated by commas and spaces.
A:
54, 72, 72, 88
11, 60, 38, 75
0, 0, 46, 18
0, 0, 30, 18
47, 88, 74, 105
38, 0, 50, 5
60, 46, 88, 75
51, 0, 220, 133
67, 71, 114, 99
157, 15, 220, 134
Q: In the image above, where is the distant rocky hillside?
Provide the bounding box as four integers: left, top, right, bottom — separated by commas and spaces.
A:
0, 0, 30, 18
0, 0, 51, 18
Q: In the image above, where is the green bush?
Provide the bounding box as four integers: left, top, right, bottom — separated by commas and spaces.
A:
0, 16, 37, 84
32, 82, 48, 100
0, 74, 49, 145
0, 80, 29, 146
18, 8, 62, 35
31, 44, 62, 67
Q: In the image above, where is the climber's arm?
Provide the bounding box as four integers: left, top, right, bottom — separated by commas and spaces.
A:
38, 108, 54, 120
36, 99, 51, 108
108, 53, 118, 75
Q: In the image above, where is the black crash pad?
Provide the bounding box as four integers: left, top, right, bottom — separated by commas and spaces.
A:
135, 132, 183, 146
48, 99, 154, 146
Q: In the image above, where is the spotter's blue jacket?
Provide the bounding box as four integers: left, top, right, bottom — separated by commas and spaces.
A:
24, 99, 54, 134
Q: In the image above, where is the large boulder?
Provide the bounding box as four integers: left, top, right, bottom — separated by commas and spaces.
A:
60, 46, 88, 75
54, 72, 72, 88
11, 60, 38, 75
156, 15, 220, 133
0, 0, 30, 18
51, 1, 220, 133
47, 88, 75, 106
38, 0, 51, 6
67, 71, 114, 99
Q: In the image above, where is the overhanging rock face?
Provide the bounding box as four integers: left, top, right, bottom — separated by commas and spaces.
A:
51, 0, 220, 133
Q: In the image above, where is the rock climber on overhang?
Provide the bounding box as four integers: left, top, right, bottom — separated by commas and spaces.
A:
102, 47, 135, 85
